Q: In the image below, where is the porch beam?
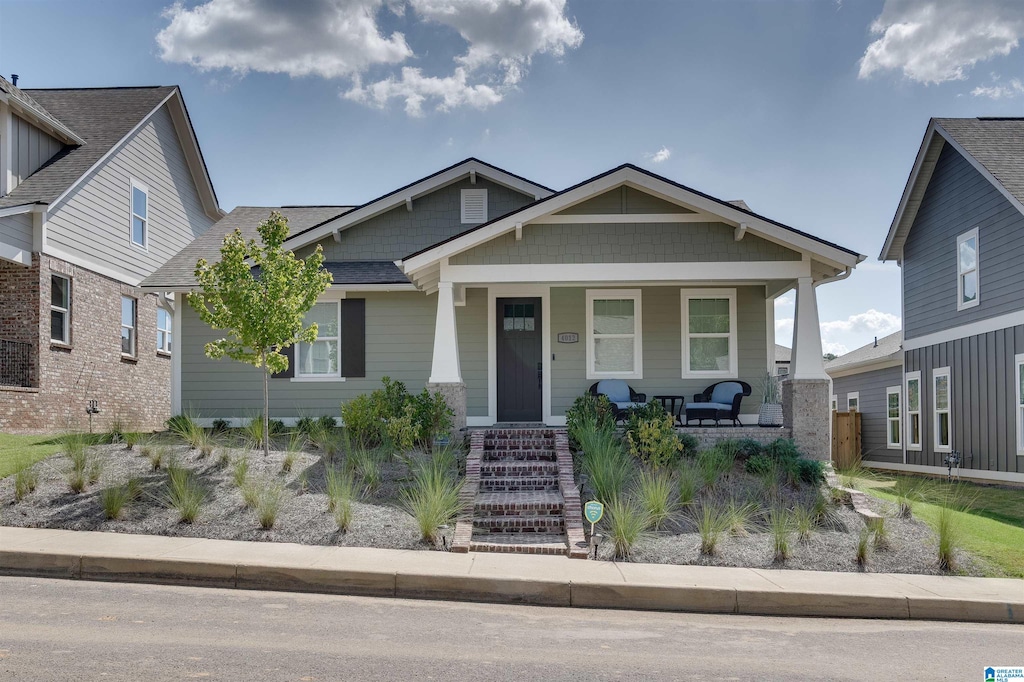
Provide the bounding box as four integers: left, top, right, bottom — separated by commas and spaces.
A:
531, 213, 719, 225
441, 260, 811, 284
428, 281, 462, 383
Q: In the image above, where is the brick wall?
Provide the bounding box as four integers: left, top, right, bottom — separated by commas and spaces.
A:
0, 254, 171, 433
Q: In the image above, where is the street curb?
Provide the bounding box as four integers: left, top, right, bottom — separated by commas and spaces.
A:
1, 544, 1020, 624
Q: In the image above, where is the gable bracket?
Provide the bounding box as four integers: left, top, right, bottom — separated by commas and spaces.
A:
734, 223, 747, 241
405, 197, 413, 212
515, 222, 522, 241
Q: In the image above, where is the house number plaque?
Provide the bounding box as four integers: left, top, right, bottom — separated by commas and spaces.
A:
557, 332, 579, 344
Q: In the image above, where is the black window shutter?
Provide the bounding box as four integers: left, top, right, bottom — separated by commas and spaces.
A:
340, 298, 366, 378
271, 344, 295, 379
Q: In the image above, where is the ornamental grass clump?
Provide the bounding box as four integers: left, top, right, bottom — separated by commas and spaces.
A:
606, 497, 653, 559
935, 484, 976, 571
99, 479, 142, 520
725, 498, 757, 537
634, 469, 676, 529
232, 456, 249, 488
348, 446, 383, 495
792, 502, 817, 543
677, 461, 701, 505
693, 502, 730, 556
856, 527, 872, 567
122, 431, 142, 451
696, 446, 734, 488
14, 466, 38, 502
325, 467, 358, 531
767, 507, 795, 562
255, 481, 285, 529
583, 443, 634, 506
401, 465, 463, 544
164, 465, 206, 524
147, 445, 167, 471
893, 476, 929, 518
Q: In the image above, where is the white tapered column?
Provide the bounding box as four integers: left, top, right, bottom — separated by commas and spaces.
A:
427, 281, 466, 433
791, 276, 828, 380
784, 276, 830, 460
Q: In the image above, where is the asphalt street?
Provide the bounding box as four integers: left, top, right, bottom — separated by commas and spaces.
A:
0, 576, 1019, 681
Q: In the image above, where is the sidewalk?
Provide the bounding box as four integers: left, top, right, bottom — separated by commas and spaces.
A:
1, 526, 1020, 623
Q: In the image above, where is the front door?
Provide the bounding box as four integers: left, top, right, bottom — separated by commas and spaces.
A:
496, 297, 542, 422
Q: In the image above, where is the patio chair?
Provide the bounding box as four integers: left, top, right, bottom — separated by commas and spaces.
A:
684, 380, 752, 427
589, 380, 647, 422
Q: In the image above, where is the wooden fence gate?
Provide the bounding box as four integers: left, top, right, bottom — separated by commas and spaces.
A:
831, 410, 861, 469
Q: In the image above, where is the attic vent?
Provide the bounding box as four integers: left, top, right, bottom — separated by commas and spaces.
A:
461, 188, 487, 224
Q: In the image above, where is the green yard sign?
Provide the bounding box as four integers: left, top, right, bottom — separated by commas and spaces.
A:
584, 500, 604, 526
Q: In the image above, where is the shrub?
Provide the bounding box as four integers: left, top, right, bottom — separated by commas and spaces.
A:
268, 419, 287, 436
626, 411, 683, 470
566, 393, 615, 445
164, 466, 206, 524
734, 438, 764, 461
767, 508, 794, 562
341, 393, 383, 448
255, 482, 285, 529
764, 438, 801, 461
678, 432, 700, 459
677, 462, 701, 505
744, 454, 777, 477
411, 388, 454, 448
296, 416, 317, 435
606, 497, 652, 559
623, 402, 669, 444
316, 415, 337, 431
401, 465, 463, 544
693, 503, 729, 556
14, 466, 38, 501
232, 457, 250, 488
211, 418, 230, 433
384, 402, 420, 454
634, 469, 675, 529
792, 458, 825, 486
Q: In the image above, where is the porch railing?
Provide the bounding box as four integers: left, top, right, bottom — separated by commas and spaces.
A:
0, 338, 33, 388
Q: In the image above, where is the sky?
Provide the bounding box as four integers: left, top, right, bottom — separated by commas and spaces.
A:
2, 0, 1023, 356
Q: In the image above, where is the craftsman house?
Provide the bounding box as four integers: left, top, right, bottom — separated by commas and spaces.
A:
0, 77, 221, 431
146, 159, 861, 458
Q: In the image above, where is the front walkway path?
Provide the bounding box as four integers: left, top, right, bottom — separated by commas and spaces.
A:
0, 526, 1020, 623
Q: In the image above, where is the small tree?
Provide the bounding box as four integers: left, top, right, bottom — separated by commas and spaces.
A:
188, 212, 332, 457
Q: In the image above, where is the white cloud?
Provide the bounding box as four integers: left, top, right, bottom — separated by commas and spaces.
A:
858, 0, 1024, 84
822, 341, 851, 356
157, 0, 412, 78
972, 77, 1024, 98
775, 308, 901, 358
645, 147, 671, 163
158, 0, 583, 116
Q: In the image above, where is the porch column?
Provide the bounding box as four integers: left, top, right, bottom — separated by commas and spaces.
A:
784, 276, 830, 460
427, 281, 466, 433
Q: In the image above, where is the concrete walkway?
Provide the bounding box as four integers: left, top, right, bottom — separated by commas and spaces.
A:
1, 526, 1020, 623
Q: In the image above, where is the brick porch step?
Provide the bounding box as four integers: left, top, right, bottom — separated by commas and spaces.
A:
475, 491, 563, 514
473, 515, 565, 533
478, 477, 560, 492
479, 461, 559, 477
469, 533, 570, 555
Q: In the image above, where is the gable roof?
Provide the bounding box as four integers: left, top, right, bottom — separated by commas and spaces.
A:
824, 330, 903, 375
400, 163, 863, 274
283, 157, 554, 248
141, 205, 354, 289
0, 85, 221, 219
774, 344, 791, 363
880, 118, 1024, 261
0, 76, 84, 145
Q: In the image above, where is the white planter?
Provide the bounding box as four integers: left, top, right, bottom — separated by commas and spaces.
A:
758, 403, 783, 427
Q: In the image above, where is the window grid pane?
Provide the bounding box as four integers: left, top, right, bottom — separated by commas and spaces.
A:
689, 337, 730, 372
688, 298, 730, 334
594, 337, 634, 373
935, 375, 949, 410
907, 379, 919, 411
593, 299, 634, 335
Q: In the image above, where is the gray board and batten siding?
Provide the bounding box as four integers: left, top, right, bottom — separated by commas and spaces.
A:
0, 213, 33, 253
902, 143, 1024, 340
831, 365, 903, 464
10, 115, 64, 193
906, 325, 1024, 474
44, 104, 216, 284
295, 177, 536, 262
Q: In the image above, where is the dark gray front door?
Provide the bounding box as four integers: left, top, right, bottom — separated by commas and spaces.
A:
497, 297, 542, 422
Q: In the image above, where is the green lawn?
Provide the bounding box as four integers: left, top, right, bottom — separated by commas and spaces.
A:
0, 434, 66, 478
857, 474, 1024, 579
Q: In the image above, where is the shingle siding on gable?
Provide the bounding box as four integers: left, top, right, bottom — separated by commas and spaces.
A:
831, 365, 903, 464
10, 115, 64, 192
0, 213, 33, 253
449, 222, 802, 265
903, 143, 1024, 340
555, 186, 693, 215
44, 104, 215, 283
299, 177, 534, 261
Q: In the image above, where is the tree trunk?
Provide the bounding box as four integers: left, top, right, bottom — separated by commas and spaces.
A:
263, 352, 270, 458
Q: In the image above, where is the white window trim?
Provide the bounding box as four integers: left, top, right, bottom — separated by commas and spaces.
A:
905, 371, 922, 452
956, 227, 979, 311
50, 274, 70, 344
121, 296, 137, 357
156, 307, 172, 354
933, 366, 952, 453
296, 301, 342, 378
846, 392, 860, 412
886, 386, 902, 450
1015, 353, 1024, 457
681, 288, 738, 378
830, 394, 838, 411
460, 188, 487, 224
130, 178, 149, 251
586, 288, 643, 380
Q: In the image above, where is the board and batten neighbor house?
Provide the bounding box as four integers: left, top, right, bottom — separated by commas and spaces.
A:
874, 117, 1024, 483
0, 77, 222, 432
144, 158, 863, 459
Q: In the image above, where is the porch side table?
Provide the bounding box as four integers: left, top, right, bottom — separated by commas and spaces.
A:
653, 395, 686, 426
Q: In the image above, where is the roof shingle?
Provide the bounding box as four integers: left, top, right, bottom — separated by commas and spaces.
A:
935, 117, 1024, 207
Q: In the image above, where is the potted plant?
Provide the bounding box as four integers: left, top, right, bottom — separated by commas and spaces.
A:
758, 370, 783, 427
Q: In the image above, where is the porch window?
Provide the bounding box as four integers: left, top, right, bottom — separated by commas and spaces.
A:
933, 367, 951, 453
681, 289, 737, 377
297, 302, 340, 377
1015, 354, 1024, 457
886, 386, 901, 449
956, 228, 979, 310
905, 371, 922, 451
50, 274, 71, 344
586, 289, 642, 380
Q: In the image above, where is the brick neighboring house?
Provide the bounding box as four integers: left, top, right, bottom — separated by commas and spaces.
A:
0, 77, 221, 432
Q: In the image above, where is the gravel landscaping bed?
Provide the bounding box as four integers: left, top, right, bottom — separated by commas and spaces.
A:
0, 439, 430, 551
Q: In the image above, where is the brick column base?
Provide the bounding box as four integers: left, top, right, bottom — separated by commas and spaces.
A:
783, 378, 831, 461
426, 381, 467, 434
